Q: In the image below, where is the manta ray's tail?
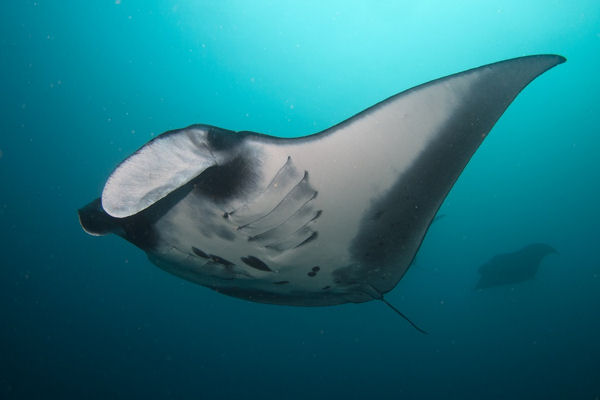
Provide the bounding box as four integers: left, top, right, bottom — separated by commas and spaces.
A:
361, 284, 428, 334
380, 297, 428, 335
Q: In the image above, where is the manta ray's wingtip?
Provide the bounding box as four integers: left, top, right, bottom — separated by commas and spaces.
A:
547, 54, 567, 67
497, 53, 566, 74
526, 53, 566, 63
539, 54, 567, 70
540, 54, 566, 64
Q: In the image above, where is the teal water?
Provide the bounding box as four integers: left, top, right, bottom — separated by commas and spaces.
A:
1, 1, 599, 399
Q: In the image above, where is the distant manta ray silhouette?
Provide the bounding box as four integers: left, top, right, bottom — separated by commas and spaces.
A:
476, 243, 558, 289
79, 55, 565, 334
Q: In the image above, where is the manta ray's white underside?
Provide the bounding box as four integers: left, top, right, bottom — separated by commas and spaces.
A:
79, 55, 565, 310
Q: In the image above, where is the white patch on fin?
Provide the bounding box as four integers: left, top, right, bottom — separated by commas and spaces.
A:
101, 126, 216, 218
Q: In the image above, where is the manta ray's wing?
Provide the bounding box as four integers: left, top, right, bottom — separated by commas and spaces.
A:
260, 55, 565, 296
80, 55, 565, 307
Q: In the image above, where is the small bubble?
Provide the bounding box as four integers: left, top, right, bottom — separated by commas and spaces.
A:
115, 0, 121, 4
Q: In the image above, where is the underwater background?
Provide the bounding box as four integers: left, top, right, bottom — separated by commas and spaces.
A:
1, 1, 599, 399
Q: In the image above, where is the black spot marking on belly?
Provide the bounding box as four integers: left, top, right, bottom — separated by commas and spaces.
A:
295, 231, 318, 249
312, 266, 320, 272
210, 255, 235, 267
192, 246, 209, 258
322, 286, 331, 290
241, 255, 272, 272
307, 271, 316, 277
273, 281, 289, 285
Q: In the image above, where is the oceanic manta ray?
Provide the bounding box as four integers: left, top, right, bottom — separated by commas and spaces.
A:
476, 243, 558, 289
79, 55, 565, 333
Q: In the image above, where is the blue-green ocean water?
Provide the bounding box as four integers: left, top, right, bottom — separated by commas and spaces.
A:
1, 1, 599, 399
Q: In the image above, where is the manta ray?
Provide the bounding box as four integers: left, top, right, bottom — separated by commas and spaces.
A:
79, 55, 565, 333
476, 243, 558, 289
